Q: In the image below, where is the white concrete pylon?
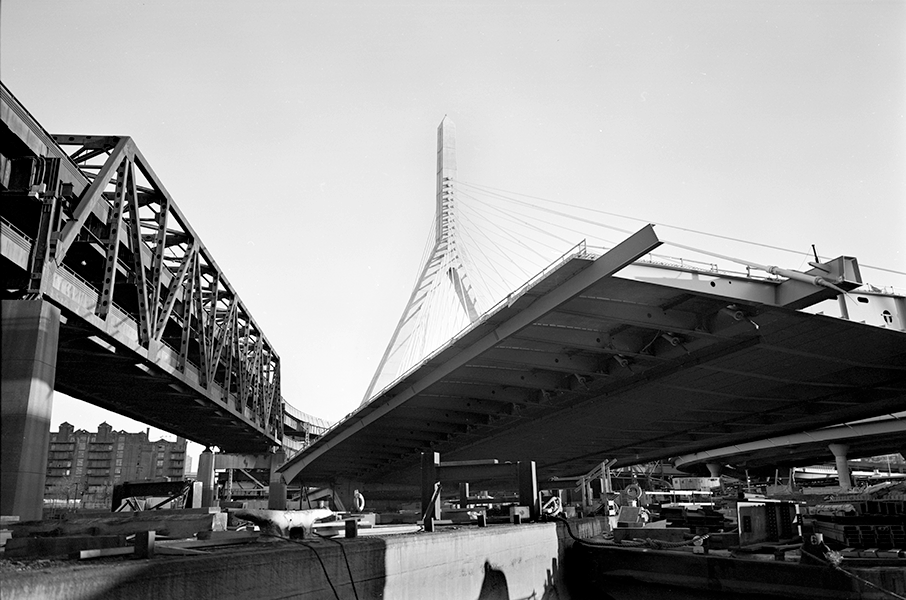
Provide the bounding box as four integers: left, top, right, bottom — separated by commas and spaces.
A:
828, 443, 853, 490
361, 117, 482, 405
433, 117, 479, 322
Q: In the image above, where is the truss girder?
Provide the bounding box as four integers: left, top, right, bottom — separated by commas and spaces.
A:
1, 84, 285, 452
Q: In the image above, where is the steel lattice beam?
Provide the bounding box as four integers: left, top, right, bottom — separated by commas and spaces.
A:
1, 84, 285, 452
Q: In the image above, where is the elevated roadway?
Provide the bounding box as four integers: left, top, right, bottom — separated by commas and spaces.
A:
280, 226, 906, 489
2, 83, 329, 517
673, 413, 905, 475
2, 82, 284, 452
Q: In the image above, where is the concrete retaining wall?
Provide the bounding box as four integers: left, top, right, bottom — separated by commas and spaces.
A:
0, 518, 606, 599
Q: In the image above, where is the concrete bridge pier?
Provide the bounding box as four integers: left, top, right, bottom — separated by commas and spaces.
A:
197, 447, 216, 507
268, 450, 287, 510
1, 300, 61, 521
828, 443, 853, 490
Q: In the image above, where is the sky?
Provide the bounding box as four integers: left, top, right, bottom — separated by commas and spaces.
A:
2, 1, 904, 464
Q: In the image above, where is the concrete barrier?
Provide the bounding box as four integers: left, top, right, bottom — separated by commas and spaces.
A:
0, 518, 606, 599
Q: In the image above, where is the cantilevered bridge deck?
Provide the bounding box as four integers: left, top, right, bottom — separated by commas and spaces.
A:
280, 226, 906, 487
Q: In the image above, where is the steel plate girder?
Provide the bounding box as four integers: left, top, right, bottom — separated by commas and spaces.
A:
613, 263, 778, 305
354, 427, 452, 445
411, 393, 516, 410
329, 436, 425, 455
650, 381, 800, 404
512, 324, 672, 365
312, 445, 407, 465
366, 415, 469, 436
515, 310, 764, 364
448, 365, 567, 390
393, 405, 493, 426
425, 382, 537, 405
479, 346, 604, 375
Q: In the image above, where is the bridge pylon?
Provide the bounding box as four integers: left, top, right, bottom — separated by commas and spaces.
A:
361, 117, 483, 404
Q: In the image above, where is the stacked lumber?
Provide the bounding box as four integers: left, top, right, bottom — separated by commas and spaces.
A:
1, 515, 20, 552
810, 482, 906, 549
5, 508, 226, 559
659, 506, 729, 533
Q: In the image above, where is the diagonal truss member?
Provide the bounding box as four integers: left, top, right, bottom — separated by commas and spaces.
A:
361, 117, 481, 404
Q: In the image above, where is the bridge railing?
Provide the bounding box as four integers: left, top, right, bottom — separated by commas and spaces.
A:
283, 402, 331, 435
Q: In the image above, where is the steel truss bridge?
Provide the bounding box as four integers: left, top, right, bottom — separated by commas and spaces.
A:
1, 82, 322, 454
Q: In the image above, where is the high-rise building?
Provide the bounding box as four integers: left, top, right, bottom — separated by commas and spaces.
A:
45, 422, 187, 508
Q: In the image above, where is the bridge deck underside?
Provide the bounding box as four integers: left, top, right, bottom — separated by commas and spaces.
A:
287, 257, 906, 486
52, 324, 271, 452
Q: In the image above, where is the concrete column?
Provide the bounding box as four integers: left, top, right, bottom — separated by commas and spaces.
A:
421, 452, 441, 521
828, 443, 852, 490
268, 451, 287, 510
459, 482, 470, 509
1, 300, 60, 521
225, 468, 233, 502
518, 460, 539, 522
706, 463, 723, 478
197, 447, 215, 507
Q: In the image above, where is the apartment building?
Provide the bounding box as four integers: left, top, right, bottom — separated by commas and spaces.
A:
46, 422, 187, 508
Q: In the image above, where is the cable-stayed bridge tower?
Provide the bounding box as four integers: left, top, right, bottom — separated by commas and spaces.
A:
361, 117, 482, 404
